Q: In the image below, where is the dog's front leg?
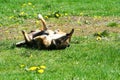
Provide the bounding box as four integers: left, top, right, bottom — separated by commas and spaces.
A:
22, 30, 32, 43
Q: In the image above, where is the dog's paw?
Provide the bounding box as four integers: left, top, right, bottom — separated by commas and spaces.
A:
22, 30, 25, 34
38, 14, 43, 20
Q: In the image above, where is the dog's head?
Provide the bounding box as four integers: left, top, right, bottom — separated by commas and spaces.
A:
50, 29, 74, 49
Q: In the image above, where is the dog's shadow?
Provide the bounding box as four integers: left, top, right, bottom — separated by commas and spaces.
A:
14, 43, 67, 51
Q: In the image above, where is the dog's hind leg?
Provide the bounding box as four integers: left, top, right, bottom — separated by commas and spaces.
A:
38, 14, 48, 30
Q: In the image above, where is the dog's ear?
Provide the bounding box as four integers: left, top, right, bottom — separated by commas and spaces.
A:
65, 28, 74, 42
67, 29, 74, 38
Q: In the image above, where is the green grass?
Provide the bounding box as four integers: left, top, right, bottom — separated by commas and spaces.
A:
0, 0, 120, 16
0, 0, 120, 80
0, 0, 120, 26
0, 36, 120, 80
107, 22, 119, 27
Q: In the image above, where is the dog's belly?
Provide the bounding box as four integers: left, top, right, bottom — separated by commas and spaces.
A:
49, 34, 66, 39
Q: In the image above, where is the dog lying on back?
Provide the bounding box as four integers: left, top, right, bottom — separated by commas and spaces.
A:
16, 14, 74, 49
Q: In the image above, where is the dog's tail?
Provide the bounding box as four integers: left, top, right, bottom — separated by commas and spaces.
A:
38, 14, 47, 30
16, 40, 26, 47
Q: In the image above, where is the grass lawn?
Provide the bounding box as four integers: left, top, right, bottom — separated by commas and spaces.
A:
0, 0, 120, 80
0, 0, 120, 26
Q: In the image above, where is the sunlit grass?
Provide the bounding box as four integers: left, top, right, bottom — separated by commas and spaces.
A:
0, 0, 120, 26
0, 35, 120, 79
0, 0, 120, 80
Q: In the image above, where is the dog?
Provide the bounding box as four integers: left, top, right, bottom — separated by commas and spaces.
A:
16, 14, 74, 49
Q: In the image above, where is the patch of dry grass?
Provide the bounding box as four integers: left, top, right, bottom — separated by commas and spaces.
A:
0, 16, 120, 41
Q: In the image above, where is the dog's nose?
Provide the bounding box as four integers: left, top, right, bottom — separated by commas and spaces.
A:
67, 44, 70, 47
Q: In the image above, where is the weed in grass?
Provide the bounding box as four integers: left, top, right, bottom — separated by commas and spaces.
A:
94, 30, 110, 41
44, 11, 68, 19
94, 30, 109, 37
107, 22, 118, 27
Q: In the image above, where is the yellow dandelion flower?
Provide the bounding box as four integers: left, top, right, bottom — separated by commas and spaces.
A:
32, 6, 35, 8
20, 64, 25, 68
35, 20, 39, 24
40, 65, 46, 69
9, 17, 12, 19
28, 66, 38, 71
5, 30, 9, 33
80, 12, 84, 16
28, 2, 32, 5
94, 16, 97, 19
9, 16, 14, 19
64, 13, 68, 16
76, 28, 81, 31
20, 11, 25, 15
0, 24, 2, 27
77, 21, 82, 25
55, 14, 59, 17
22, 3, 26, 7
98, 16, 102, 19
29, 54, 33, 58
45, 16, 48, 19
94, 16, 101, 20
118, 24, 120, 27
37, 69, 44, 74
97, 32, 101, 35
96, 36, 102, 40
